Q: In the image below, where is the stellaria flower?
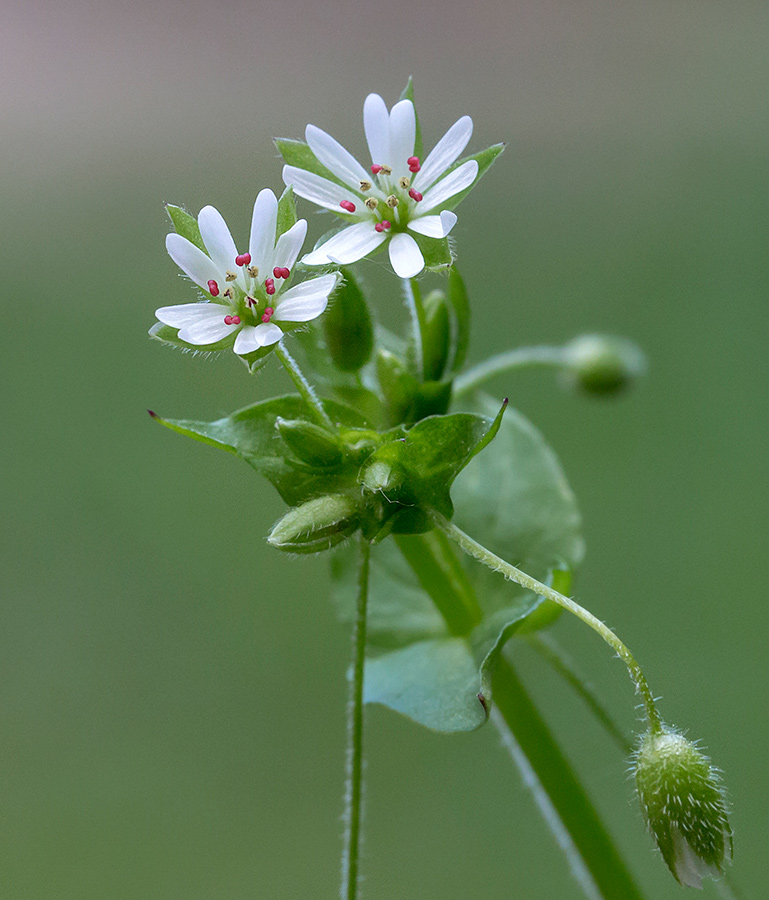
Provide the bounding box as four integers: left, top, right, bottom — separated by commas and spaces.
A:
281, 93, 481, 278
156, 189, 339, 356
634, 727, 732, 889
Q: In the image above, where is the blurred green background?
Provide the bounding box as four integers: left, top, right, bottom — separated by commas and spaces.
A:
3, 0, 767, 897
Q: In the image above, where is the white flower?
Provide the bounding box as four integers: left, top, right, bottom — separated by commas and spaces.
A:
282, 94, 479, 279
156, 189, 339, 356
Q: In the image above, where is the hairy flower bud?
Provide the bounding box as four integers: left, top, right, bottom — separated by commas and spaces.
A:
267, 494, 359, 553
563, 334, 646, 396
634, 727, 732, 889
276, 417, 344, 468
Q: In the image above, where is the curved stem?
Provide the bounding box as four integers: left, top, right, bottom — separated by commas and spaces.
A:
341, 536, 371, 900
274, 340, 335, 431
432, 512, 663, 735
454, 346, 567, 397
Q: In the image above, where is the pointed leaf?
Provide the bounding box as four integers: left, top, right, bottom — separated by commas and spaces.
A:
275, 137, 349, 190
276, 185, 298, 238
166, 204, 206, 253
398, 76, 423, 160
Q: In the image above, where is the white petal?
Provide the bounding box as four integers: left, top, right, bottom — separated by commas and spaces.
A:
407, 211, 457, 238
419, 160, 479, 213
177, 312, 238, 345
155, 302, 225, 329
388, 233, 424, 278
363, 93, 390, 164
198, 205, 239, 275
165, 233, 222, 291
671, 830, 707, 889
234, 323, 282, 354
305, 124, 370, 190
248, 189, 278, 274
413, 116, 473, 192
273, 274, 338, 322
388, 99, 416, 177
282, 166, 362, 213
272, 220, 308, 274
303, 223, 386, 266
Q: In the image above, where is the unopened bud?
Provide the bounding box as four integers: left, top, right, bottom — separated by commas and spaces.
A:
563, 334, 646, 396
634, 727, 732, 889
276, 418, 344, 468
267, 494, 359, 553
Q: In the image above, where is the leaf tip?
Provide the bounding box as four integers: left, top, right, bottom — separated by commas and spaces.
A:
147, 409, 159, 419
477, 692, 489, 714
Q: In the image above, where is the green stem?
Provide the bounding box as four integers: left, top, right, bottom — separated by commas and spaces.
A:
274, 340, 335, 431
402, 278, 426, 380
454, 346, 567, 397
341, 536, 371, 900
433, 512, 663, 735
493, 658, 646, 900
526, 633, 633, 755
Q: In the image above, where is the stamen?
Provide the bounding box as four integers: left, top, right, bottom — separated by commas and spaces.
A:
224, 315, 233, 325
247, 265, 259, 278
398, 176, 411, 189
273, 267, 283, 279
408, 189, 423, 202
408, 156, 421, 174
359, 180, 372, 192
371, 164, 383, 175
379, 165, 392, 176
386, 194, 399, 208
374, 222, 384, 233
265, 278, 276, 295
235, 253, 251, 266
207, 280, 220, 296
409, 163, 421, 173
231, 315, 241, 325
382, 220, 391, 230
246, 296, 257, 307
364, 197, 378, 211
280, 267, 290, 279
225, 270, 238, 282
223, 288, 233, 299
340, 200, 356, 213
262, 307, 275, 323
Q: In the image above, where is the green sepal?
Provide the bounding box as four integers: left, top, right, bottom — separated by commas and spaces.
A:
441, 143, 506, 213
376, 350, 452, 425
360, 401, 507, 521
447, 267, 470, 373
150, 395, 368, 506
165, 204, 206, 252
399, 76, 423, 160
149, 319, 232, 354
276, 185, 298, 238
268, 494, 360, 554
422, 290, 451, 382
274, 137, 348, 189
276, 417, 343, 468
322, 268, 374, 371
410, 231, 453, 272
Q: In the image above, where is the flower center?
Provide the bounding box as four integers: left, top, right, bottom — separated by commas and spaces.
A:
334, 156, 426, 232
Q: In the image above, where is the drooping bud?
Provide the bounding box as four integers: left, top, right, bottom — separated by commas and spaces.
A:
267, 494, 359, 553
276, 417, 344, 467
563, 334, 646, 396
634, 727, 732, 889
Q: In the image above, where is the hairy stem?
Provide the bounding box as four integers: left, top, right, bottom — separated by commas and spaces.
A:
274, 340, 335, 431
433, 512, 663, 735
341, 536, 371, 900
454, 345, 567, 396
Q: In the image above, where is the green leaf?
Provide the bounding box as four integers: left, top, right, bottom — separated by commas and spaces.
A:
165, 204, 206, 252
422, 291, 451, 382
399, 76, 423, 160
276, 185, 298, 238
274, 137, 349, 190
360, 402, 506, 521
441, 143, 506, 213
151, 395, 368, 506
447, 267, 471, 373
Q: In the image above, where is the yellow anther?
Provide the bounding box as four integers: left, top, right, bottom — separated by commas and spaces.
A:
365, 197, 378, 210
225, 270, 238, 282
398, 176, 411, 189
247, 265, 259, 278
380, 165, 392, 176
359, 180, 372, 192
386, 194, 399, 208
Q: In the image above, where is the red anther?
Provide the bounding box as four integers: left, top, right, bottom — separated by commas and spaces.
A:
235, 253, 251, 266
224, 315, 233, 325
280, 267, 290, 279
382, 220, 391, 230
408, 163, 421, 173
339, 200, 356, 213
231, 315, 241, 325
273, 267, 283, 278
371, 164, 383, 175
407, 156, 420, 167
265, 278, 276, 295
408, 189, 423, 202
207, 280, 220, 296
261, 307, 274, 323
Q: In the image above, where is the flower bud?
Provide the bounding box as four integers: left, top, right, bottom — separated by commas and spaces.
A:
634, 727, 732, 889
276, 418, 343, 468
563, 334, 646, 396
322, 268, 374, 371
267, 494, 359, 553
